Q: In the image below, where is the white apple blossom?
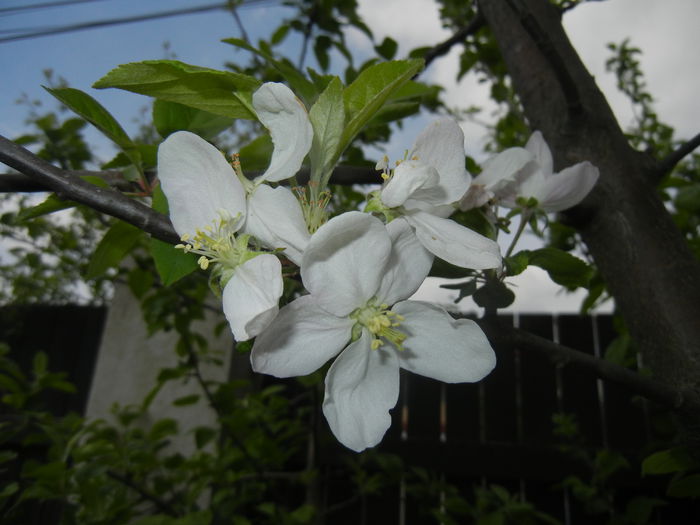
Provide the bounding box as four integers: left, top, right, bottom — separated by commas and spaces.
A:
368, 118, 501, 270
251, 212, 497, 452
460, 131, 599, 213
156, 83, 313, 340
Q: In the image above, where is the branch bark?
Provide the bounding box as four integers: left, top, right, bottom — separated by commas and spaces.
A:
0, 165, 380, 193
422, 13, 485, 70
656, 130, 700, 179
478, 318, 694, 411
478, 0, 700, 448
0, 134, 179, 244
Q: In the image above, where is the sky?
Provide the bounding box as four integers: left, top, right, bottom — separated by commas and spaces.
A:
1, 0, 698, 313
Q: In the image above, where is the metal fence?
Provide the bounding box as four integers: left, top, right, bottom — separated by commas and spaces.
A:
2, 307, 694, 524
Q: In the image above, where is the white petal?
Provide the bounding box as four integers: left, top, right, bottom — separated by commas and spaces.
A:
157, 131, 246, 237
376, 218, 434, 306
251, 295, 353, 378
245, 184, 310, 265
501, 168, 547, 208
473, 147, 533, 193
322, 330, 400, 452
402, 198, 455, 218
405, 210, 501, 270
381, 161, 439, 208
253, 83, 313, 183
460, 149, 532, 211
525, 131, 553, 176
409, 118, 471, 205
301, 212, 391, 317
393, 301, 496, 383
458, 185, 493, 211
538, 161, 600, 212
222, 254, 283, 341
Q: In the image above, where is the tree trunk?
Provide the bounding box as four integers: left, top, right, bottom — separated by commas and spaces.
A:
478, 0, 700, 447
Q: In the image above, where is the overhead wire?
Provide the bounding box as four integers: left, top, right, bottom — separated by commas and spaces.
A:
0, 0, 112, 16
0, 0, 276, 44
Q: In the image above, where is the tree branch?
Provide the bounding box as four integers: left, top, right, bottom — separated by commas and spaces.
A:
422, 13, 485, 70
0, 134, 179, 244
656, 131, 700, 179
478, 318, 698, 412
0, 170, 143, 193
502, 0, 583, 115
1, 147, 381, 195
477, 0, 700, 450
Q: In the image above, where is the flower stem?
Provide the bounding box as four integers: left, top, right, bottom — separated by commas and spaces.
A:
504, 208, 532, 258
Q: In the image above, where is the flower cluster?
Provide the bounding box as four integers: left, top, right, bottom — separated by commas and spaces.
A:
156, 83, 599, 451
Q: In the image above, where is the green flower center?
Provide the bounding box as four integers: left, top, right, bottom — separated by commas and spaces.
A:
293, 182, 331, 234
350, 299, 406, 351
175, 210, 255, 273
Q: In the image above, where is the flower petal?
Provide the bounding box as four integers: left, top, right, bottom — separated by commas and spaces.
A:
302, 211, 391, 317
322, 330, 400, 452
157, 131, 246, 237
525, 130, 553, 176
381, 161, 439, 208
409, 118, 471, 205
460, 148, 532, 210
473, 147, 533, 192
245, 184, 310, 265
251, 295, 353, 378
538, 161, 600, 212
393, 301, 496, 383
376, 217, 434, 306
253, 82, 313, 183
222, 254, 283, 341
405, 210, 501, 270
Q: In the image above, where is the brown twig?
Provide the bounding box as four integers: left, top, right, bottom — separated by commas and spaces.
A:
478, 317, 690, 410
0, 134, 179, 244
423, 13, 485, 70
656, 131, 700, 179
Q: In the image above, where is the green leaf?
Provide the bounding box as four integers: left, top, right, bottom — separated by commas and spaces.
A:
32, 352, 48, 377
150, 239, 198, 286
339, 59, 423, 155
473, 280, 515, 309
270, 24, 290, 46
45, 86, 143, 173
375, 37, 398, 60
667, 473, 700, 498
173, 394, 200, 406
525, 247, 593, 289
675, 183, 700, 213
222, 39, 317, 104
18, 194, 76, 221
149, 186, 198, 285
94, 60, 260, 119
625, 497, 667, 525
86, 220, 142, 279
441, 279, 478, 303
153, 99, 232, 140
0, 481, 18, 499
309, 77, 345, 183
149, 418, 178, 440
314, 35, 331, 71
45, 87, 132, 150
504, 251, 529, 276
238, 134, 273, 172
642, 448, 700, 475
194, 426, 217, 449
604, 333, 637, 367
429, 257, 472, 279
